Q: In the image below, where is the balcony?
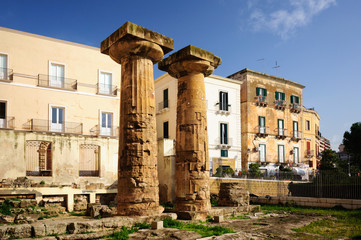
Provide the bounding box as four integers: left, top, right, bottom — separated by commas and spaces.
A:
216, 138, 233, 149
305, 150, 315, 158
291, 131, 302, 141
275, 128, 288, 139
0, 116, 15, 129
215, 102, 231, 115
0, 68, 13, 82
255, 96, 268, 107
38, 74, 77, 91
157, 100, 169, 114
96, 83, 117, 96
274, 100, 287, 110
25, 119, 83, 134
290, 103, 301, 113
255, 126, 270, 137
91, 125, 119, 137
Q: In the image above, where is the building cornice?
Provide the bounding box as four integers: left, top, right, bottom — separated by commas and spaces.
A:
0, 26, 99, 51
155, 73, 241, 85
228, 68, 305, 89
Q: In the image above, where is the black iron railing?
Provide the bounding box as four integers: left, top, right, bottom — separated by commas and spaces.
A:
27, 119, 82, 134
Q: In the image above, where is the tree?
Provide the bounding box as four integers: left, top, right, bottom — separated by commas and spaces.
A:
248, 163, 262, 178
214, 167, 234, 178
343, 122, 361, 171
319, 149, 340, 171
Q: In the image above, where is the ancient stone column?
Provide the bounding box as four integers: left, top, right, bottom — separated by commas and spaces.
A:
101, 22, 173, 216
159, 45, 221, 220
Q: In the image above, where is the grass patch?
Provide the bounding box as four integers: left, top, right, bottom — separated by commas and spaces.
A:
261, 204, 361, 239
106, 223, 151, 240
69, 211, 86, 216
229, 213, 251, 220
163, 218, 235, 237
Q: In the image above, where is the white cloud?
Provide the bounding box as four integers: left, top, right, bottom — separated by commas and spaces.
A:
249, 0, 336, 39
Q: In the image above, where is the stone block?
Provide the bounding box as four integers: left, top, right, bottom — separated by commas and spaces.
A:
32, 223, 46, 237
161, 213, 177, 220
214, 215, 223, 223
151, 221, 163, 230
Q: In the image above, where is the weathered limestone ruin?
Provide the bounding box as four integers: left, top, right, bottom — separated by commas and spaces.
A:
159, 45, 221, 219
101, 22, 174, 216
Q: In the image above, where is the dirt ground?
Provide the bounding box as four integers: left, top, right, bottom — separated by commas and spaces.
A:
129, 212, 330, 240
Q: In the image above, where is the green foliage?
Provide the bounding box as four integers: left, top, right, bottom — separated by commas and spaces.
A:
319, 149, 341, 171
0, 199, 13, 215
163, 218, 235, 237
229, 214, 251, 220
248, 163, 262, 178
214, 167, 234, 177
40, 180, 45, 185
343, 122, 361, 171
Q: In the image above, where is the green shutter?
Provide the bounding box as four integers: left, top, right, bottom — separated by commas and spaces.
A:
256, 87, 260, 96
264, 88, 267, 96
224, 124, 228, 144
296, 96, 299, 104
275, 92, 279, 100
282, 93, 285, 100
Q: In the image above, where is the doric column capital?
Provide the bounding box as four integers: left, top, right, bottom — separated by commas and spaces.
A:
101, 21, 174, 64
159, 45, 221, 78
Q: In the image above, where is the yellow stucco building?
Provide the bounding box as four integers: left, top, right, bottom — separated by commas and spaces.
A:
228, 69, 316, 171
302, 107, 321, 169
0, 27, 121, 209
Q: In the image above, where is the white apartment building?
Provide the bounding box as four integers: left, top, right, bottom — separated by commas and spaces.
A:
155, 73, 241, 202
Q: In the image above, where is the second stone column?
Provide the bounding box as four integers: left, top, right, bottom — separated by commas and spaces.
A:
159, 45, 221, 220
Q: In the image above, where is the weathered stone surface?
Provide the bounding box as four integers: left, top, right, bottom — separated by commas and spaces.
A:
68, 220, 103, 234
44, 221, 67, 235
74, 195, 88, 211
218, 183, 250, 207
14, 214, 35, 224
159, 45, 221, 220
32, 223, 46, 237
20, 199, 37, 208
5, 224, 32, 238
101, 22, 173, 216
89, 204, 113, 218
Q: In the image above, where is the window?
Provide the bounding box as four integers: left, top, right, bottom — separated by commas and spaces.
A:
278, 119, 284, 136
163, 121, 169, 139
275, 91, 285, 101
163, 89, 168, 108
0, 54, 8, 80
219, 91, 229, 111
293, 121, 299, 138
26, 141, 52, 176
99, 71, 112, 95
278, 145, 285, 163
100, 112, 113, 136
79, 144, 100, 177
256, 87, 267, 96
294, 147, 299, 163
259, 144, 266, 162
306, 120, 310, 130
50, 63, 65, 88
291, 95, 300, 104
220, 123, 228, 144
221, 149, 228, 157
0, 102, 6, 128
50, 106, 64, 132
259, 116, 265, 133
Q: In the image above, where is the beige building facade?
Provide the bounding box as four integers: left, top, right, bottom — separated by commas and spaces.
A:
228, 69, 307, 170
302, 107, 321, 169
0, 26, 121, 205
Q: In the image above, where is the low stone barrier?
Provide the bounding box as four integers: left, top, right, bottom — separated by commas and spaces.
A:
251, 196, 361, 210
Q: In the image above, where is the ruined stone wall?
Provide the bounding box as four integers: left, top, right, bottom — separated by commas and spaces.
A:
209, 177, 292, 196
0, 129, 118, 186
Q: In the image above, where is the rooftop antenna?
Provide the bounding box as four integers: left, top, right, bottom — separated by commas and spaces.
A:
273, 61, 280, 76
257, 58, 265, 73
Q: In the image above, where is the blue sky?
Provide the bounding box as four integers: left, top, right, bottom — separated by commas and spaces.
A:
1, 0, 360, 150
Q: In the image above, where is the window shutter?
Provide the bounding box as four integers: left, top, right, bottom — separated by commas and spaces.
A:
275, 92, 278, 100
219, 92, 222, 110
256, 87, 260, 96
264, 89, 267, 96
282, 93, 285, 100
224, 124, 228, 144
296, 96, 299, 104
225, 92, 228, 111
